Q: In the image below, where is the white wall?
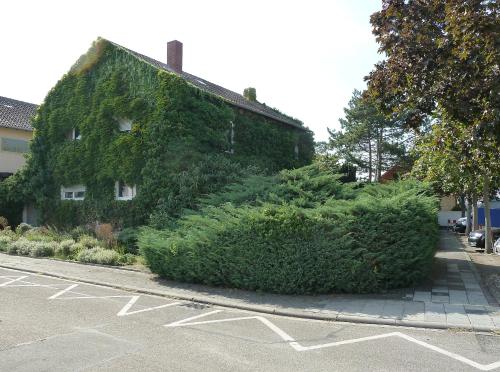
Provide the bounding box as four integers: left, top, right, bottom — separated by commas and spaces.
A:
438, 211, 462, 227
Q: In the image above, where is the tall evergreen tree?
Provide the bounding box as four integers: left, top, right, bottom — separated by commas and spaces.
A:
328, 90, 408, 182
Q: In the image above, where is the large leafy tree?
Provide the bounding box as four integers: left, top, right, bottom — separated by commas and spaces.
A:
413, 115, 484, 233
329, 90, 408, 182
366, 0, 499, 251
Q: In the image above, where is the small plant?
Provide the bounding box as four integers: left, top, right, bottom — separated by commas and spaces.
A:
95, 223, 116, 248
0, 216, 8, 229
29, 241, 57, 257
120, 253, 137, 265
0, 235, 13, 252
78, 235, 100, 249
13, 238, 36, 256
70, 242, 85, 253
77, 247, 121, 266
0, 226, 15, 237
24, 228, 56, 242
55, 239, 76, 257
117, 227, 139, 254
70, 226, 92, 241
6, 242, 19, 255
15, 223, 33, 235
8, 238, 56, 257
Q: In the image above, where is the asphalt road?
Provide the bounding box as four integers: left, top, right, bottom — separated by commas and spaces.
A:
1, 267, 500, 372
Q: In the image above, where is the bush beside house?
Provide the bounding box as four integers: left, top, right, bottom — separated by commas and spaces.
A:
0, 224, 135, 266
139, 166, 439, 294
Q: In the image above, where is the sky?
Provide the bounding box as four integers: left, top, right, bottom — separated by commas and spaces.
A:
0, 0, 382, 142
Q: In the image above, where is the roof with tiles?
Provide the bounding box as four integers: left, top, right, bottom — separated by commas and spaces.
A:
108, 40, 305, 130
0, 96, 37, 131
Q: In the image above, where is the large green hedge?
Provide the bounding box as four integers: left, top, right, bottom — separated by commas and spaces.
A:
25, 39, 313, 227
139, 167, 439, 294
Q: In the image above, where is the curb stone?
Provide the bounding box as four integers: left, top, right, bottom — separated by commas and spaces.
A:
1, 263, 499, 333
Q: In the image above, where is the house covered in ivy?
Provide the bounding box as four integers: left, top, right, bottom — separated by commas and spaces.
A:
27, 38, 314, 227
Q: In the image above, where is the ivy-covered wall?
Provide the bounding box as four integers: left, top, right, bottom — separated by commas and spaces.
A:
26, 39, 314, 227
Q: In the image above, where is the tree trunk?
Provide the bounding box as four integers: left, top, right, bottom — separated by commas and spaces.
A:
472, 193, 479, 230
483, 174, 493, 254
459, 194, 466, 218
376, 128, 383, 182
465, 194, 472, 235
368, 140, 372, 183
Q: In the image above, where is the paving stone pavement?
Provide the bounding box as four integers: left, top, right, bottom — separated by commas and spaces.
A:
1, 230, 499, 330
308, 231, 499, 329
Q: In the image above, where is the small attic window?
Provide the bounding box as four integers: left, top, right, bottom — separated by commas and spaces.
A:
118, 118, 132, 132
196, 79, 207, 86
2, 104, 13, 109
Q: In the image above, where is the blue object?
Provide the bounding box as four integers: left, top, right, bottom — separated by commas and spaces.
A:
478, 208, 500, 227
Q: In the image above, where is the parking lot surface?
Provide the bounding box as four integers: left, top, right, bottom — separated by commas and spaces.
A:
2, 267, 500, 371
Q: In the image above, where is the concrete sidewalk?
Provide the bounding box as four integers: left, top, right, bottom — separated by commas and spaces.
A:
1, 231, 499, 332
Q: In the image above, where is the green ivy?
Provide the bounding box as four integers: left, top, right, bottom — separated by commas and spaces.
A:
25, 39, 314, 227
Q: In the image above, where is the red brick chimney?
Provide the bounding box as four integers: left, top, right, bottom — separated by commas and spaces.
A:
167, 40, 183, 72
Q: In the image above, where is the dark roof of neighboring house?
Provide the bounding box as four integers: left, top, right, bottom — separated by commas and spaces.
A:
0, 96, 37, 131
109, 40, 305, 130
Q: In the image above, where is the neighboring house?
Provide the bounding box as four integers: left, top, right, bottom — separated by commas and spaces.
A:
0, 96, 37, 181
379, 165, 407, 183
28, 38, 314, 227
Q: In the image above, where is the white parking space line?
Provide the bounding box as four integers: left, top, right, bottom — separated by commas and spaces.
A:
165, 310, 223, 327
166, 311, 500, 371
117, 296, 182, 316
397, 333, 500, 371
0, 275, 29, 287
0, 268, 181, 317
48, 284, 79, 299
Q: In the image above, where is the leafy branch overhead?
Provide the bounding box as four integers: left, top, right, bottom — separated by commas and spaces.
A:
365, 0, 499, 251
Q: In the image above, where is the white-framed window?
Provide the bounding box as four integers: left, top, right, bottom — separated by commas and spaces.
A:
67, 128, 81, 140
61, 185, 86, 200
115, 181, 136, 200
294, 144, 299, 159
118, 118, 132, 132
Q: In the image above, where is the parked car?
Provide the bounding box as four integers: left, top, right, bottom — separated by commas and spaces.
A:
453, 217, 468, 233
468, 228, 500, 249
494, 237, 500, 254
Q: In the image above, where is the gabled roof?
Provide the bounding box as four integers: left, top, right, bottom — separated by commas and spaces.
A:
0, 96, 37, 131
108, 40, 305, 130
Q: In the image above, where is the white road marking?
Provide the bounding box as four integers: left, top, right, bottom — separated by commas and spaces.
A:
117, 296, 182, 316
44, 282, 181, 317
166, 311, 500, 371
0, 275, 28, 286
165, 310, 223, 327
397, 333, 500, 371
0, 269, 181, 317
2, 267, 499, 370
48, 284, 79, 299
